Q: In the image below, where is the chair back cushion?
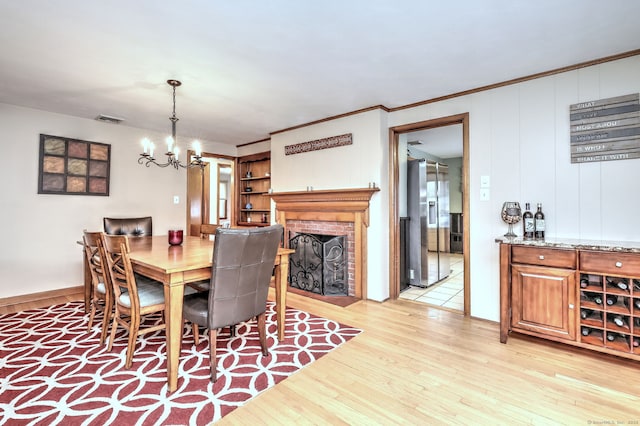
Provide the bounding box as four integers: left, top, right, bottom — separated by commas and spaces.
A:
103, 216, 152, 236
207, 224, 283, 330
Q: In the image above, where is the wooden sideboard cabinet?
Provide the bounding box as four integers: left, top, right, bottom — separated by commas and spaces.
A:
499, 238, 640, 362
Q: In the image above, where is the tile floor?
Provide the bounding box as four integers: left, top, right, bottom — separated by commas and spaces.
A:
399, 253, 464, 311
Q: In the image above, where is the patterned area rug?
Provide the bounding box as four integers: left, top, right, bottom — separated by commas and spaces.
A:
0, 301, 361, 425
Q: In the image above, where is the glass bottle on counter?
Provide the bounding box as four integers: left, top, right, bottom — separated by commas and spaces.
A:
534, 203, 545, 240
522, 203, 534, 240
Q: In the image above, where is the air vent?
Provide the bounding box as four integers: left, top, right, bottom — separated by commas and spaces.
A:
95, 114, 124, 124
407, 140, 423, 146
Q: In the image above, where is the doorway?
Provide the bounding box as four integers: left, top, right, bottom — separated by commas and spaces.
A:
388, 113, 470, 315
186, 151, 236, 236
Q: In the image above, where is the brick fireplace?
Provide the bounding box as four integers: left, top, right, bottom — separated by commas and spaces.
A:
270, 188, 379, 299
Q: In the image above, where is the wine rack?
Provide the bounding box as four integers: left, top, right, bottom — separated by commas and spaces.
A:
579, 275, 636, 351
579, 250, 640, 356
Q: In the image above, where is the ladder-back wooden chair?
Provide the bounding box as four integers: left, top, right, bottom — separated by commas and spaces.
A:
101, 234, 166, 369
82, 230, 113, 345
200, 223, 220, 240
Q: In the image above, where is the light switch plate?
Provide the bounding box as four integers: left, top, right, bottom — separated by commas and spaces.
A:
173, 195, 179, 204
480, 188, 490, 201
480, 175, 490, 188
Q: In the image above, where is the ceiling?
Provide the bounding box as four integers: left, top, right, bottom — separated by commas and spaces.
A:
407, 125, 463, 159
1, 1, 639, 150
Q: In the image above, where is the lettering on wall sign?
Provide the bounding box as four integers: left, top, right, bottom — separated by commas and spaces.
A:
570, 93, 640, 164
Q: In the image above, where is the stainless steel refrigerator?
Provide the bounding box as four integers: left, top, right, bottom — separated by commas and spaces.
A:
407, 159, 450, 287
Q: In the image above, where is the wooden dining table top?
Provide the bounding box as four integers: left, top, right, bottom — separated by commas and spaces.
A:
127, 235, 215, 274
126, 235, 294, 286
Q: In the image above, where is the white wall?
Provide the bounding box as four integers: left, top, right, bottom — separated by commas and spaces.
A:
269, 55, 640, 318
0, 103, 227, 298
3, 55, 639, 318
389, 55, 640, 321
271, 108, 390, 301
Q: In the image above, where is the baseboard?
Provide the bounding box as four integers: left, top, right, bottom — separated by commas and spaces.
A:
0, 286, 84, 308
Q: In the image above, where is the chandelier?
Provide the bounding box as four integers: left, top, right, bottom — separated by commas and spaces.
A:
138, 79, 205, 169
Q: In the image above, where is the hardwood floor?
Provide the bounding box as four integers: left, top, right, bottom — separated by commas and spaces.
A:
3, 289, 639, 424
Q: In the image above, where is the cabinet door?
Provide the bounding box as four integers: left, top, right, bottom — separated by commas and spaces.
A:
511, 264, 577, 341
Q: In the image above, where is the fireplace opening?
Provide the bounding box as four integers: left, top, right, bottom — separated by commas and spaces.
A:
289, 232, 347, 296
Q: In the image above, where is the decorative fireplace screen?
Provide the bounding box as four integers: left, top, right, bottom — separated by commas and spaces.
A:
289, 232, 347, 296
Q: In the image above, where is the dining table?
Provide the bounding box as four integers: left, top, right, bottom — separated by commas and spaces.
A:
82, 234, 293, 393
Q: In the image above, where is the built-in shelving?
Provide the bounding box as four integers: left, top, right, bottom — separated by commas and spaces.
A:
236, 151, 271, 227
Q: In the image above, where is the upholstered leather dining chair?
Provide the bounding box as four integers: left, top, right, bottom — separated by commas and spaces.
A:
82, 230, 113, 345
101, 234, 166, 369
103, 216, 152, 236
182, 224, 283, 382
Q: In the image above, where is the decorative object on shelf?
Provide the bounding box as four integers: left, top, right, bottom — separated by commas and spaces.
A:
245, 202, 253, 210
261, 213, 268, 223
38, 134, 110, 196
246, 170, 252, 178
500, 201, 521, 237
245, 186, 252, 192
168, 229, 183, 245
138, 80, 205, 170
285, 133, 352, 156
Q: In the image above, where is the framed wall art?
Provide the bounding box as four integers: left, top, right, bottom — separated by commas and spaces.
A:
38, 134, 111, 196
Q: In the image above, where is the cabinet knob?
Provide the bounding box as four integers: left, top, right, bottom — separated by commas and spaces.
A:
568, 304, 574, 309
538, 255, 545, 260
615, 261, 623, 268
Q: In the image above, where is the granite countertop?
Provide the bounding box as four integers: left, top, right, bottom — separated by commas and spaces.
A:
494, 236, 640, 253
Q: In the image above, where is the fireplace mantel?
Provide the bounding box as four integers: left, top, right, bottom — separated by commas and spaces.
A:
270, 187, 379, 299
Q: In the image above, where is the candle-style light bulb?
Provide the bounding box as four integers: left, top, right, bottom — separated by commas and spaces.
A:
193, 140, 201, 157
149, 142, 155, 158
174, 146, 180, 162
142, 138, 149, 154
166, 136, 174, 153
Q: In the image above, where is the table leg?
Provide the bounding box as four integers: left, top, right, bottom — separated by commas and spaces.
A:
274, 254, 290, 341
164, 282, 184, 393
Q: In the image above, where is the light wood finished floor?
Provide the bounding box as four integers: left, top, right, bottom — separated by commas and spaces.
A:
3, 289, 639, 424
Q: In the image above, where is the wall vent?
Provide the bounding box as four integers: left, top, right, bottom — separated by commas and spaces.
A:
95, 114, 124, 124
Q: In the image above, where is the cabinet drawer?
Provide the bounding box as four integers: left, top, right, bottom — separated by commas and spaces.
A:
579, 251, 640, 276
511, 246, 576, 269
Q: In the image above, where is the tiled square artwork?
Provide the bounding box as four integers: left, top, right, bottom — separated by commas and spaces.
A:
38, 134, 110, 195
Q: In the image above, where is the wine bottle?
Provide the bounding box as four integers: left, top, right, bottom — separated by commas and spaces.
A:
606, 332, 618, 342
592, 293, 603, 305
634, 317, 640, 327
633, 337, 640, 348
580, 308, 593, 319
634, 298, 640, 310
580, 277, 590, 288
618, 278, 629, 291
611, 314, 627, 328
633, 279, 640, 292
605, 294, 617, 306
522, 203, 534, 240
534, 203, 545, 240
581, 326, 591, 336
607, 277, 628, 291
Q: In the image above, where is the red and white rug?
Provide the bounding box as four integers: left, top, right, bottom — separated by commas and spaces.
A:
0, 301, 361, 425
